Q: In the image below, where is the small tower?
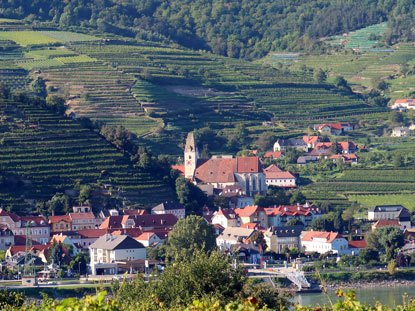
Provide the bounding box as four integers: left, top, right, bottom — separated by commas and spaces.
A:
184, 132, 199, 179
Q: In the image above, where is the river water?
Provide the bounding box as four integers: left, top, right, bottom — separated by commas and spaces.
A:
294, 285, 415, 308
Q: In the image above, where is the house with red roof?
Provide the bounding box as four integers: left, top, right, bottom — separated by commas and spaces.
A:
330, 154, 358, 164
135, 232, 161, 247
69, 212, 96, 231
372, 219, 401, 231
348, 240, 367, 255
235, 205, 267, 228
301, 231, 349, 255
99, 214, 178, 231
302, 136, 321, 149
49, 215, 72, 233
184, 133, 266, 197
263, 164, 296, 188
211, 209, 241, 228
265, 203, 322, 227
391, 99, 415, 111
263, 152, 283, 159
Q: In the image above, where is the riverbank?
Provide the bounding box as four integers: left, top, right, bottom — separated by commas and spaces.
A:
324, 279, 415, 290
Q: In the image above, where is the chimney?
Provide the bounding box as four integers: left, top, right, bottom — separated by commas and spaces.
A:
284, 207, 288, 212
298, 206, 301, 211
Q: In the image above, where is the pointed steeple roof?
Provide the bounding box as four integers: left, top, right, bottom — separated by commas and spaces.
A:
185, 132, 197, 152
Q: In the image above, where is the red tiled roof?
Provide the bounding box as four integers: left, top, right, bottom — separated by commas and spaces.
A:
20, 216, 48, 227
319, 123, 342, 130
315, 142, 333, 149
216, 209, 238, 220
49, 215, 71, 224
99, 216, 124, 229
8, 244, 50, 256
348, 240, 367, 248
237, 157, 261, 173
69, 212, 95, 220
76, 229, 107, 238
373, 219, 400, 228
264, 165, 295, 179
111, 228, 142, 238
171, 165, 185, 175
264, 152, 283, 159
136, 232, 155, 241
14, 235, 40, 246
330, 154, 358, 161
194, 158, 237, 183
235, 205, 264, 217
302, 231, 341, 243
395, 99, 415, 104
0, 209, 19, 222
303, 136, 320, 144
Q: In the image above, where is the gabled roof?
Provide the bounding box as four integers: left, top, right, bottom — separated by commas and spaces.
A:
264, 152, 283, 159
215, 209, 238, 220
302, 231, 342, 243
318, 123, 342, 130
171, 165, 185, 176
267, 225, 304, 237
348, 240, 367, 248
297, 156, 320, 164
20, 216, 48, 227
264, 164, 295, 179
49, 215, 71, 224
395, 99, 415, 104
76, 229, 107, 238
111, 228, 142, 238
0, 209, 19, 222
152, 201, 184, 211
89, 234, 145, 250
218, 227, 255, 242
302, 136, 320, 144
372, 219, 400, 228
236, 157, 262, 173
338, 141, 357, 151
235, 205, 264, 217
69, 212, 95, 220
265, 204, 319, 217
194, 158, 237, 183
136, 232, 157, 241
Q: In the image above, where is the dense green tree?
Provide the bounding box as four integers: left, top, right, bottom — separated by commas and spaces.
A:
69, 251, 90, 275
286, 218, 305, 227
389, 111, 404, 124
358, 247, 379, 265
164, 215, 216, 260
46, 193, 72, 216
290, 191, 306, 205
250, 231, 267, 253
313, 69, 327, 84
31, 77, 47, 98
367, 226, 404, 260
48, 241, 65, 266
45, 95, 66, 114
175, 176, 206, 215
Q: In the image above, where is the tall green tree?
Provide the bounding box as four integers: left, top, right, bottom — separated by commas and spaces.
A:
175, 176, 207, 215
164, 215, 216, 260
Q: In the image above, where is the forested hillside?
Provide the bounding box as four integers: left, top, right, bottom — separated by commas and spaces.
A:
0, 0, 414, 59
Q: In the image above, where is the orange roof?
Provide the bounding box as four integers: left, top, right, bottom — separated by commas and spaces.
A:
302, 231, 342, 243
303, 136, 320, 144
136, 232, 155, 241
330, 154, 358, 161
338, 141, 357, 151
216, 209, 238, 220
76, 229, 107, 238
69, 212, 95, 220
49, 215, 71, 224
315, 142, 333, 149
395, 99, 415, 104
235, 205, 264, 217
265, 205, 315, 217
264, 152, 283, 159
348, 240, 367, 248
319, 123, 342, 130
171, 165, 185, 175
51, 234, 68, 244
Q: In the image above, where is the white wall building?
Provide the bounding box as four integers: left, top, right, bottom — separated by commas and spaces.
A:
89, 234, 146, 275
301, 231, 349, 255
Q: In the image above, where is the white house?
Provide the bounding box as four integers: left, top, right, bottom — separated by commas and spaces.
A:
368, 205, 412, 230
391, 127, 410, 137
263, 164, 296, 188
151, 201, 185, 219
211, 209, 241, 228
216, 227, 255, 250
89, 234, 146, 275
135, 232, 161, 247
301, 231, 349, 255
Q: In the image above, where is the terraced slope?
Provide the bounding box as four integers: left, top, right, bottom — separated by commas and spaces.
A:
0, 96, 175, 212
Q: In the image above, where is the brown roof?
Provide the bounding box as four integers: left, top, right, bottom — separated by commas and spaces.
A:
302, 231, 342, 243
49, 215, 71, 224
264, 164, 295, 179
0, 209, 19, 222
348, 240, 367, 248
99, 216, 124, 229
100, 214, 177, 230
194, 158, 237, 183
373, 219, 400, 228
264, 152, 283, 159
20, 216, 48, 227
236, 157, 261, 173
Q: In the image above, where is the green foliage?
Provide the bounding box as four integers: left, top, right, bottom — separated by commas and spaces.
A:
250, 231, 267, 253
175, 176, 207, 215
366, 226, 405, 260
48, 241, 65, 265
46, 193, 72, 216
163, 215, 216, 260
389, 111, 404, 124
45, 95, 66, 114
313, 69, 327, 84
357, 248, 379, 265
31, 77, 46, 98
0, 289, 24, 309
69, 251, 90, 275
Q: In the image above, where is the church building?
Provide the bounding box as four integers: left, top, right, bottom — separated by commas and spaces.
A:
184, 132, 267, 197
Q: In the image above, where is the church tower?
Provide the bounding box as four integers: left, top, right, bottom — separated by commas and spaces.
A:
184, 132, 199, 179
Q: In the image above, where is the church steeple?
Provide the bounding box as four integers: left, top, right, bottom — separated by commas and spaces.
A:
184, 132, 199, 179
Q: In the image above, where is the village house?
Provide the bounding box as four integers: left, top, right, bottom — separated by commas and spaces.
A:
151, 201, 185, 219
263, 164, 296, 188
135, 232, 162, 247
391, 99, 415, 111
184, 133, 267, 197
273, 139, 308, 152
216, 227, 255, 250
234, 205, 268, 228
301, 231, 349, 255
0, 225, 14, 250
302, 136, 321, 149
263, 152, 283, 159
329, 154, 358, 165
371, 219, 401, 231
218, 184, 254, 209
89, 234, 146, 275
99, 214, 178, 231
69, 212, 96, 231
391, 126, 411, 137
49, 215, 72, 233
264, 225, 303, 253
265, 203, 323, 227
297, 156, 320, 166
348, 240, 367, 255
211, 209, 241, 228
368, 205, 412, 230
